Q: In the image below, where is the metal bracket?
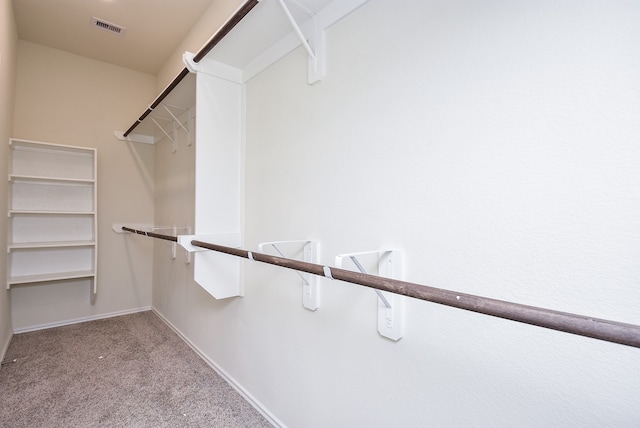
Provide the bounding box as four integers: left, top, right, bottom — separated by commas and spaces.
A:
335, 250, 405, 341
152, 226, 191, 263
162, 104, 193, 147
145, 103, 193, 151
258, 240, 319, 310
187, 108, 195, 146
113, 224, 191, 264
277, 0, 325, 84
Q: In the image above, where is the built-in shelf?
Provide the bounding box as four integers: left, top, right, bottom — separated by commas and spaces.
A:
8, 240, 96, 250
9, 174, 95, 185
8, 210, 96, 216
8, 270, 96, 286
7, 138, 98, 303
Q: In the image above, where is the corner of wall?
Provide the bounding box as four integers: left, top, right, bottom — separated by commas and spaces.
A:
0, 0, 20, 350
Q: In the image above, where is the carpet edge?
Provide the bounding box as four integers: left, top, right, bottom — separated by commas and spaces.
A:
12, 306, 152, 334
150, 307, 285, 428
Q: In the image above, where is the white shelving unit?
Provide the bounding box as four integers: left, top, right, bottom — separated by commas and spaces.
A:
7, 138, 97, 302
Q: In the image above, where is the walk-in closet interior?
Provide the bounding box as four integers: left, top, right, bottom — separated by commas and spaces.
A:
1, 0, 639, 426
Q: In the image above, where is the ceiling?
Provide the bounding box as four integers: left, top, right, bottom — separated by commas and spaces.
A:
13, 0, 346, 76
13, 0, 215, 74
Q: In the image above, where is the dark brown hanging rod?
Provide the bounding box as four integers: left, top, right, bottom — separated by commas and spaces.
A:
123, 0, 260, 137
122, 226, 640, 349
193, 0, 260, 63
121, 226, 178, 242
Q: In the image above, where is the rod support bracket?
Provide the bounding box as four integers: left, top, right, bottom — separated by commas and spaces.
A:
277, 0, 325, 84
258, 240, 320, 310
336, 249, 405, 341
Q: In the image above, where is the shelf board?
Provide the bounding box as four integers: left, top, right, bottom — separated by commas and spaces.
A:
9, 174, 95, 184
8, 210, 95, 217
8, 240, 96, 250
10, 139, 95, 156
7, 270, 95, 287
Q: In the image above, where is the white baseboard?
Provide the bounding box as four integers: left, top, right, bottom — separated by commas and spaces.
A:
12, 306, 152, 334
1, 329, 13, 367
151, 308, 285, 428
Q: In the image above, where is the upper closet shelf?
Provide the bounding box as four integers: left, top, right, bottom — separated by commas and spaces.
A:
115, 0, 370, 144
114, 72, 196, 146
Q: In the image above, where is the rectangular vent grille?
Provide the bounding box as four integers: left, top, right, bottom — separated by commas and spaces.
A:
91, 17, 126, 35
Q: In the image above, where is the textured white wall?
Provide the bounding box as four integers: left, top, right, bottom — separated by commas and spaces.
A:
0, 0, 18, 355
11, 42, 156, 330
154, 0, 640, 426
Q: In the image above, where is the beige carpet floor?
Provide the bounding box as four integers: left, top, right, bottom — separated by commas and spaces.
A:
0, 311, 273, 427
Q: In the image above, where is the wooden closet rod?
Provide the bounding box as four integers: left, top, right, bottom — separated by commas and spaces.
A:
123, 0, 260, 137
122, 226, 640, 348
193, 0, 260, 63
121, 226, 178, 242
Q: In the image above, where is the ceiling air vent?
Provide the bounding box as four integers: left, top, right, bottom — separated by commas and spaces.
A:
91, 17, 126, 35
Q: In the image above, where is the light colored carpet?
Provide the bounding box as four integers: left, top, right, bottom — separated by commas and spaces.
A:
0, 311, 273, 427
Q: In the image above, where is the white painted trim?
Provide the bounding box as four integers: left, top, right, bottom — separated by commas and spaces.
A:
183, 52, 244, 84
12, 306, 152, 334
151, 308, 285, 428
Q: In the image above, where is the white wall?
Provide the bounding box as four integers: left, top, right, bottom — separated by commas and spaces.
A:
0, 0, 17, 355
152, 101, 195, 334
154, 0, 640, 426
11, 41, 156, 330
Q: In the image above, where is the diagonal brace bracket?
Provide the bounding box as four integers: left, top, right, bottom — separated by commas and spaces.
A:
336, 250, 405, 341
277, 0, 325, 84
259, 240, 320, 310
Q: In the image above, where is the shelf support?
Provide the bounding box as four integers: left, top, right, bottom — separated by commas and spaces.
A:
149, 117, 177, 152
187, 108, 195, 146
151, 226, 191, 262
277, 0, 325, 84
114, 104, 192, 150
335, 250, 405, 341
258, 240, 319, 310
113, 131, 155, 144
114, 224, 191, 264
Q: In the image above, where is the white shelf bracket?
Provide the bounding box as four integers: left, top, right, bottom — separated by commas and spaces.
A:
163, 104, 193, 150
258, 240, 320, 310
181, 227, 192, 264
172, 121, 178, 153
277, 0, 325, 84
335, 250, 405, 341
171, 227, 177, 259
114, 224, 192, 264
162, 105, 190, 135
114, 97, 193, 148
113, 131, 155, 144
149, 116, 177, 152
187, 108, 195, 146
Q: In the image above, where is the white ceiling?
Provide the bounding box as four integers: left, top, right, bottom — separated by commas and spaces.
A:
13, 0, 215, 74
